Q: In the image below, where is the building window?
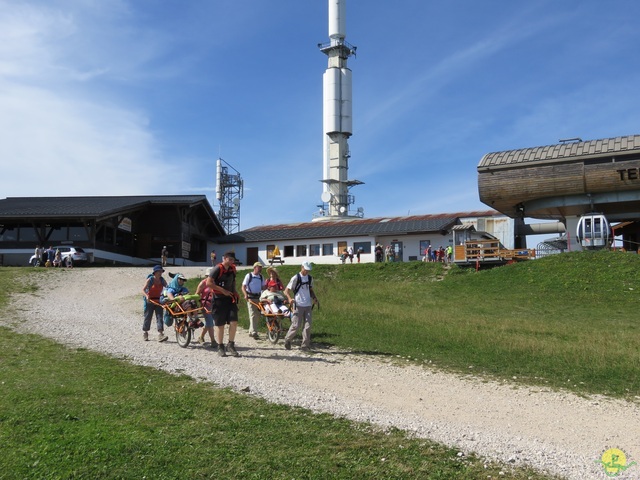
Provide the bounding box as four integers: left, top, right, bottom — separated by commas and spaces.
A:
322, 243, 333, 256
353, 241, 371, 254
69, 225, 89, 242
18, 225, 38, 242
284, 245, 294, 257
47, 225, 67, 242
296, 245, 307, 256
266, 245, 275, 258
309, 244, 320, 256
0, 227, 17, 242
337, 241, 347, 256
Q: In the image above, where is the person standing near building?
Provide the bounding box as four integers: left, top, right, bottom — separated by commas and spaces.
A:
242, 262, 265, 339
46, 246, 55, 267
161, 246, 168, 267
374, 243, 383, 263
210, 250, 216, 266
33, 245, 43, 266
207, 251, 240, 357
446, 245, 453, 263
283, 262, 319, 351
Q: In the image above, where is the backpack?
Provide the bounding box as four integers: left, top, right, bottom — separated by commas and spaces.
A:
143, 274, 167, 310
211, 262, 237, 295
245, 272, 264, 295
293, 273, 312, 296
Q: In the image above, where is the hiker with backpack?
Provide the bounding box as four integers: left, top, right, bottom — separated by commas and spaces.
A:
141, 265, 168, 342
206, 250, 241, 357
283, 262, 319, 351
242, 262, 266, 339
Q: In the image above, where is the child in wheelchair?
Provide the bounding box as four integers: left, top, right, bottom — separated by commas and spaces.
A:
260, 267, 290, 316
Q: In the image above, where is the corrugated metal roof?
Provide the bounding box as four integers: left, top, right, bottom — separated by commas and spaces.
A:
451, 223, 476, 231
0, 195, 211, 218
478, 134, 640, 169
215, 211, 499, 243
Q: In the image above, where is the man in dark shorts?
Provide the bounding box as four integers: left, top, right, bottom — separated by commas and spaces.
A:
206, 250, 240, 357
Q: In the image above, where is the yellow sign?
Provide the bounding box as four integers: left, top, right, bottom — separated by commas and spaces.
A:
273, 245, 280, 257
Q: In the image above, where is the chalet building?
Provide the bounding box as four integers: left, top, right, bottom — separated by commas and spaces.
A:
0, 196, 224, 266
211, 211, 517, 266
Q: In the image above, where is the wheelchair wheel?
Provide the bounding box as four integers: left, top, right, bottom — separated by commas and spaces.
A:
175, 320, 191, 348
267, 317, 281, 344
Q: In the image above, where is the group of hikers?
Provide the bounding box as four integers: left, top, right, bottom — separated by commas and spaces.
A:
423, 244, 453, 263
141, 250, 320, 356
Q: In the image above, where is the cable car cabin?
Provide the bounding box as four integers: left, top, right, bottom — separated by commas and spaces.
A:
576, 214, 611, 249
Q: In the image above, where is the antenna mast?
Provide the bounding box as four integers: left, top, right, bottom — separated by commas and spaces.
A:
215, 158, 243, 234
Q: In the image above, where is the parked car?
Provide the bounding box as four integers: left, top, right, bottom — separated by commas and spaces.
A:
29, 246, 89, 266
55, 246, 89, 266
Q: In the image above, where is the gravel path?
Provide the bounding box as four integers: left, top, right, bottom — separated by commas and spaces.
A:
5, 267, 640, 480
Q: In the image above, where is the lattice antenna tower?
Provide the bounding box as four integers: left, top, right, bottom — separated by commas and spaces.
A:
215, 158, 243, 234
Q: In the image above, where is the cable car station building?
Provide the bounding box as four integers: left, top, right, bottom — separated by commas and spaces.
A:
478, 134, 640, 251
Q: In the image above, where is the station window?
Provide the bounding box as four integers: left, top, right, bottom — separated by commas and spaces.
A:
284, 245, 294, 257
353, 241, 371, 254
322, 243, 333, 256
296, 245, 307, 256
309, 244, 320, 256
266, 244, 276, 259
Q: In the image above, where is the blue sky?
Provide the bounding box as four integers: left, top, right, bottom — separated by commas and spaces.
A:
2, 0, 640, 233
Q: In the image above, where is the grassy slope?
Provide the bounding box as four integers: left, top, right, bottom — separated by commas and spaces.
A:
254, 251, 640, 399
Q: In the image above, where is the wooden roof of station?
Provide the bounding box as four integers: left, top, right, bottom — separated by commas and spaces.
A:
477, 134, 640, 221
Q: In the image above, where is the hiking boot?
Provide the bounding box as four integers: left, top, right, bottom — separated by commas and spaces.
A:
226, 341, 240, 357
143, 331, 149, 341
217, 344, 227, 357
250, 332, 260, 340
158, 331, 168, 342
197, 335, 205, 345
284, 340, 291, 350
300, 345, 311, 352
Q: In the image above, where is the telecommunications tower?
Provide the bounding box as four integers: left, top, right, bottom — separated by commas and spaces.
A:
215, 158, 243, 234
316, 0, 363, 219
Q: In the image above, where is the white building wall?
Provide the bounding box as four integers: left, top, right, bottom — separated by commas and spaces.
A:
213, 233, 453, 265
458, 215, 515, 249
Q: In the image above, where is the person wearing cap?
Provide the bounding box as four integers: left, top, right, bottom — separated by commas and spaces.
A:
242, 262, 266, 339
195, 267, 216, 346
260, 267, 289, 316
160, 272, 190, 339
283, 261, 319, 351
206, 250, 241, 357
141, 265, 168, 342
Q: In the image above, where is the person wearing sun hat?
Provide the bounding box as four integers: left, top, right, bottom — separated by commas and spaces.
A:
141, 265, 167, 342
242, 261, 266, 339
283, 261, 319, 351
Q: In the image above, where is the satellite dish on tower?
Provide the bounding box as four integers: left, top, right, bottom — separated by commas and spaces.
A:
321, 191, 332, 203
